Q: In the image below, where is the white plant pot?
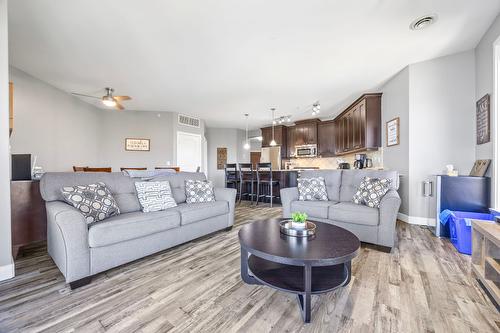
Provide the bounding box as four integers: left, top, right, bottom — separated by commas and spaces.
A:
291, 221, 306, 229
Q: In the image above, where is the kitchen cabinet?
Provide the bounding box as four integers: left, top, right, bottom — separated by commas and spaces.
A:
318, 120, 335, 157
286, 126, 296, 157
333, 93, 380, 155
294, 119, 319, 146
260, 125, 287, 158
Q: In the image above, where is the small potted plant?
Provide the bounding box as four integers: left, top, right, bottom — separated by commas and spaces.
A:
291, 212, 308, 229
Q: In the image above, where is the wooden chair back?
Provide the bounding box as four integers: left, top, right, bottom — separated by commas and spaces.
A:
73, 166, 88, 172
83, 167, 112, 173
120, 167, 147, 171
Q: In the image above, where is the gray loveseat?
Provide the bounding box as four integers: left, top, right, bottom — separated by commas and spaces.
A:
280, 169, 401, 250
40, 171, 236, 288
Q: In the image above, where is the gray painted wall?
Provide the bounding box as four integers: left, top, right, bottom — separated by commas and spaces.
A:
381, 51, 476, 223
98, 110, 175, 171
0, 0, 13, 279
8, 67, 207, 173
206, 127, 248, 188
381, 67, 409, 215
475, 13, 500, 206
9, 67, 102, 171
409, 50, 476, 220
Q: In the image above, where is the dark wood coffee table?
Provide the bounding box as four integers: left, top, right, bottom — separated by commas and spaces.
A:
238, 219, 360, 323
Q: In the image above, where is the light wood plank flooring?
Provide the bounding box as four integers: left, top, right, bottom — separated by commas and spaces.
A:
0, 203, 498, 332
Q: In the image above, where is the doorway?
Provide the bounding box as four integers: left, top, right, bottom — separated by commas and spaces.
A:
177, 131, 202, 172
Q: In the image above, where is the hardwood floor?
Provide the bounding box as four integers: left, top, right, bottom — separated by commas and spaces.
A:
0, 203, 498, 332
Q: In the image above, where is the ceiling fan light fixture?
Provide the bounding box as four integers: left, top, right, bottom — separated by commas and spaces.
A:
102, 97, 116, 107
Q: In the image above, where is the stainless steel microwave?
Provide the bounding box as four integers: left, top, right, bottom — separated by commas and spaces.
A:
294, 144, 317, 158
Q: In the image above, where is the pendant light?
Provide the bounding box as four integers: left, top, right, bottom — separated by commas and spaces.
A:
243, 113, 250, 150
269, 108, 277, 146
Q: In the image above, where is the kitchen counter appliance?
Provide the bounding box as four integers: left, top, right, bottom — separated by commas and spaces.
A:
295, 144, 317, 158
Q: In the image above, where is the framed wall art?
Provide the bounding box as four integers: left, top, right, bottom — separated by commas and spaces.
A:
476, 94, 490, 145
125, 138, 150, 151
217, 147, 227, 170
386, 117, 400, 147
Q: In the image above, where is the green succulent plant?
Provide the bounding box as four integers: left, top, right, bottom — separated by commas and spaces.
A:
291, 212, 308, 223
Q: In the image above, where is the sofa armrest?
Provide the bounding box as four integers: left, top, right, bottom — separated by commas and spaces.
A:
46, 201, 90, 283
377, 189, 401, 248
214, 187, 237, 227
280, 187, 299, 218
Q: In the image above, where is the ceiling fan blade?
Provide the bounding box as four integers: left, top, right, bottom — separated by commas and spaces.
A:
71, 92, 101, 99
115, 101, 125, 110
113, 95, 131, 101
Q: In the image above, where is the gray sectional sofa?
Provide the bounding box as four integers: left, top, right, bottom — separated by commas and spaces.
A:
280, 169, 401, 249
40, 172, 236, 288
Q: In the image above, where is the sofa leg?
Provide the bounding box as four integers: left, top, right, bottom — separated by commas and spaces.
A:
225, 226, 233, 232
69, 276, 92, 290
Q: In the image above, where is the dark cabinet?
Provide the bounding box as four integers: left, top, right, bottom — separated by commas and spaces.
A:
260, 125, 287, 158
286, 126, 296, 157
333, 93, 381, 155
294, 119, 319, 146
318, 120, 336, 157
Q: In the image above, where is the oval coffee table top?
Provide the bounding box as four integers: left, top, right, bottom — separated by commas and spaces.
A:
239, 219, 360, 266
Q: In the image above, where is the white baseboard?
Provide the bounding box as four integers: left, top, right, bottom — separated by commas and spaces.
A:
0, 258, 14, 281
398, 213, 436, 226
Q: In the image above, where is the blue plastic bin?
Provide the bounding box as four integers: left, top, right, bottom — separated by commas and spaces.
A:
446, 211, 494, 255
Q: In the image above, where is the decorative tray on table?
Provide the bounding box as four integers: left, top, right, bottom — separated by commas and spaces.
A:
279, 220, 317, 237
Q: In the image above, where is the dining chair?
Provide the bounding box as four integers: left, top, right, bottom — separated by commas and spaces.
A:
83, 167, 112, 172
256, 162, 279, 207
73, 166, 88, 172
238, 163, 257, 204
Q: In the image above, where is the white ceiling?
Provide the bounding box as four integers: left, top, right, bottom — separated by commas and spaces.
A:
8, 0, 500, 129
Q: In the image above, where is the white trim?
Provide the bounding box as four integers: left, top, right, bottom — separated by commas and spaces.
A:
398, 212, 436, 226
0, 258, 14, 281
493, 37, 500, 209
397, 212, 409, 223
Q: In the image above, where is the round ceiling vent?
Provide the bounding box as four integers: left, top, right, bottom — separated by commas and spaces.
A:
410, 15, 437, 30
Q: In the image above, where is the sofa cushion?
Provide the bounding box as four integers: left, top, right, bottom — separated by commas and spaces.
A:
290, 200, 338, 219
298, 177, 328, 201
185, 180, 216, 203
153, 172, 207, 203
61, 182, 120, 224
352, 177, 392, 208
88, 210, 181, 247
340, 170, 399, 202
299, 170, 342, 201
329, 202, 379, 226
173, 201, 229, 225
135, 181, 177, 212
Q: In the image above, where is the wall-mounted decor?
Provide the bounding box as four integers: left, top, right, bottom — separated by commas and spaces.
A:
476, 94, 490, 145
386, 117, 400, 147
125, 138, 150, 151
469, 159, 491, 177
217, 147, 227, 170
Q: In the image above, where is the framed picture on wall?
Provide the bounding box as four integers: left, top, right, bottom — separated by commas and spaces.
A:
217, 147, 227, 170
125, 138, 150, 151
476, 94, 490, 145
386, 117, 400, 147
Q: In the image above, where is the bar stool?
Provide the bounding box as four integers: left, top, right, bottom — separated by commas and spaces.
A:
238, 163, 257, 204
224, 163, 239, 195
256, 162, 280, 207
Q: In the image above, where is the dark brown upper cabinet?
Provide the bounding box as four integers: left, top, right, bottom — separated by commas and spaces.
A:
286, 126, 296, 158
294, 119, 320, 146
333, 93, 381, 155
318, 120, 335, 157
260, 125, 288, 157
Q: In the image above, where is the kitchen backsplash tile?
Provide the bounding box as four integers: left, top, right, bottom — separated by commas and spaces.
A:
287, 148, 383, 170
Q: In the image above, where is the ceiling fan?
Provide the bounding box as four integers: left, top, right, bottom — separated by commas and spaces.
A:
72, 87, 131, 110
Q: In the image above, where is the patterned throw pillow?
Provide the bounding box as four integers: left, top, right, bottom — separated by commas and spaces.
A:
61, 182, 120, 224
135, 181, 177, 213
352, 177, 392, 208
297, 177, 328, 201
185, 180, 215, 204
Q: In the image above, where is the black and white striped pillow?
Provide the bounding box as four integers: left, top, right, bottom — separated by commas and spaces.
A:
135, 181, 177, 213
